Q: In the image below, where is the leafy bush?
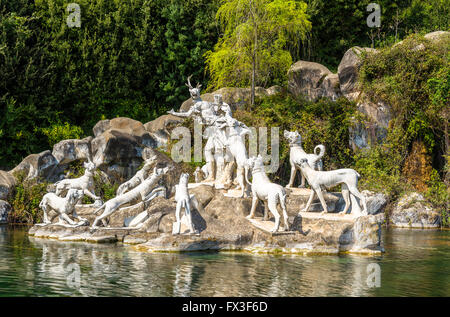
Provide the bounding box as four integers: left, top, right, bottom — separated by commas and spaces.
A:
8, 173, 48, 224
0, 0, 219, 169
39, 122, 84, 147
425, 169, 450, 227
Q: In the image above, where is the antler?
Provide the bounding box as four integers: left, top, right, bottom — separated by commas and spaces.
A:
185, 75, 193, 89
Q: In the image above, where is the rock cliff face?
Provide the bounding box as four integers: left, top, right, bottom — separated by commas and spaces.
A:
286, 31, 448, 151
0, 200, 11, 224
0, 171, 16, 200
288, 61, 341, 101
390, 192, 441, 228
28, 185, 384, 255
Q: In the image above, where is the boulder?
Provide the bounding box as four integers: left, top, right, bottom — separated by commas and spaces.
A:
287, 61, 341, 101
349, 98, 391, 150
90, 118, 157, 182
266, 85, 285, 96
337, 46, 376, 101
52, 136, 93, 164
424, 30, 450, 42
334, 190, 387, 216
362, 190, 388, 215
0, 200, 11, 223
9, 150, 59, 182
0, 170, 16, 200
144, 114, 185, 149
390, 192, 441, 228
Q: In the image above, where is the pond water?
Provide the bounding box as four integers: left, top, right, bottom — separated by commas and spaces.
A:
0, 225, 449, 297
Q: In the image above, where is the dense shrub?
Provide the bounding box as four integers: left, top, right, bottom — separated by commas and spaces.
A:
8, 173, 48, 224
0, 0, 220, 168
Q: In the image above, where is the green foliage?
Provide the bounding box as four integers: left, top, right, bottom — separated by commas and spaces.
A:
38, 122, 84, 147
353, 146, 408, 200
93, 173, 119, 203
0, 0, 219, 169
9, 173, 48, 224
359, 33, 449, 164
302, 0, 449, 70
425, 169, 450, 227
205, 0, 311, 90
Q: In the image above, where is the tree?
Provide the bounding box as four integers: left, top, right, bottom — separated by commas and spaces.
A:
205, 0, 311, 105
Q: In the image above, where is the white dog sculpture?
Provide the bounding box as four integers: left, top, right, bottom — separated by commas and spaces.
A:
173, 173, 202, 235
91, 166, 169, 228
245, 155, 289, 233
284, 130, 325, 188
116, 155, 157, 195
39, 189, 86, 226
222, 116, 252, 197
297, 158, 367, 215
55, 161, 100, 201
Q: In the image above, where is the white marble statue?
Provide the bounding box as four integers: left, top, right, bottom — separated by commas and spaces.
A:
297, 158, 367, 215
245, 155, 290, 233
219, 116, 252, 197
193, 166, 205, 183
55, 161, 101, 202
116, 155, 157, 195
39, 188, 87, 226
284, 130, 325, 189
173, 173, 202, 235
91, 166, 169, 228
168, 76, 225, 182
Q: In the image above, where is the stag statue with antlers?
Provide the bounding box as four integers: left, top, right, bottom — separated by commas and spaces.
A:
168, 75, 227, 182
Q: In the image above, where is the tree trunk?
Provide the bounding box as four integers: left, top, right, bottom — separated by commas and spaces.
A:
444, 111, 449, 186
251, 55, 255, 106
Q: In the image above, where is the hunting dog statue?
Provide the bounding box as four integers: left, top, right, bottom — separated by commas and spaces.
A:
91, 166, 169, 228
284, 130, 325, 188
40, 188, 87, 226
55, 161, 100, 202
297, 158, 367, 215
173, 173, 203, 235
116, 155, 157, 195
245, 155, 289, 233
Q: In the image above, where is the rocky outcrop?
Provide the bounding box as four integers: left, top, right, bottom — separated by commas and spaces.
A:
288, 61, 341, 101
144, 115, 184, 149
337, 46, 376, 101
424, 30, 450, 42
52, 136, 93, 164
349, 98, 391, 150
9, 150, 60, 182
336, 46, 394, 150
362, 190, 388, 215
0, 170, 16, 200
29, 186, 384, 255
90, 117, 157, 182
0, 200, 11, 224
390, 192, 441, 228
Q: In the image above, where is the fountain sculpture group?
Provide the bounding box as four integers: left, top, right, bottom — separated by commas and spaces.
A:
37, 76, 368, 234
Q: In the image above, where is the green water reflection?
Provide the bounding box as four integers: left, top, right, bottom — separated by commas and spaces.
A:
0, 225, 449, 296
